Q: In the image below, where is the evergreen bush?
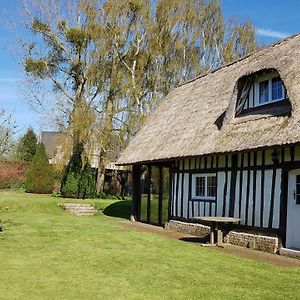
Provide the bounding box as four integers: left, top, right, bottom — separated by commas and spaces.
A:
60, 143, 96, 199
60, 143, 82, 198
17, 128, 37, 162
60, 172, 79, 198
25, 143, 54, 194
78, 162, 96, 199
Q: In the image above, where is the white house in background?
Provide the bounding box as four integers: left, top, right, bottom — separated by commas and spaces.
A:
40, 131, 129, 196
117, 33, 300, 251
40, 131, 66, 165
40, 131, 124, 171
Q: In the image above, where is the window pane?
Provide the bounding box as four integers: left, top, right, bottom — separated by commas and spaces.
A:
161, 168, 170, 223
150, 167, 160, 223
140, 166, 150, 221
271, 77, 284, 100
207, 176, 216, 197
259, 80, 269, 104
296, 182, 300, 194
195, 177, 205, 197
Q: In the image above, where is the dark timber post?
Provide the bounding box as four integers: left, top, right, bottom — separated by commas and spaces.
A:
158, 166, 163, 225
168, 168, 172, 221
132, 164, 141, 220
147, 166, 152, 223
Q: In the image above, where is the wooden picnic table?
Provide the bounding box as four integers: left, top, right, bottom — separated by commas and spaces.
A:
193, 216, 240, 246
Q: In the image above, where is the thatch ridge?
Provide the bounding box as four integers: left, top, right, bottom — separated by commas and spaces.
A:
118, 33, 300, 165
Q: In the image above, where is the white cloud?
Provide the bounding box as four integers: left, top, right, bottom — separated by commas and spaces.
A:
256, 28, 290, 39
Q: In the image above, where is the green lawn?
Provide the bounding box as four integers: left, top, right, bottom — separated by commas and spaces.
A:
0, 191, 299, 299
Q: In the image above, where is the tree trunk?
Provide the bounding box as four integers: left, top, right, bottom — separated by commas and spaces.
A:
96, 151, 106, 193
96, 96, 114, 194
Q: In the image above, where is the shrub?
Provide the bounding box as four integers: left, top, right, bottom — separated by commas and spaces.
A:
78, 162, 96, 199
96, 192, 131, 201
51, 191, 62, 198
17, 128, 37, 162
60, 143, 96, 199
60, 143, 82, 198
60, 172, 79, 198
25, 143, 54, 194
0, 161, 29, 189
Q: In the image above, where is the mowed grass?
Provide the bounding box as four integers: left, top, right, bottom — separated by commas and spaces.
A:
0, 191, 299, 300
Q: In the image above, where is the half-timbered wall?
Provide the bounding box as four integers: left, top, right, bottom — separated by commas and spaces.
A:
171, 145, 300, 230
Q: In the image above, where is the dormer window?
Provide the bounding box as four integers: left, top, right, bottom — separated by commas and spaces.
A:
235, 69, 290, 117
256, 73, 285, 106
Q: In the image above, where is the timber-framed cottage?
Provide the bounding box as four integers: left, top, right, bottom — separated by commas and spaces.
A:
117, 34, 300, 250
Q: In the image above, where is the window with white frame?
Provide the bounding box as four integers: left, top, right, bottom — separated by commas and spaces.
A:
255, 72, 285, 106
192, 174, 216, 200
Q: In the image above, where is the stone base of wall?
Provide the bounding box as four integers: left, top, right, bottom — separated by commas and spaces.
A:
165, 220, 279, 254
224, 231, 279, 254
280, 247, 300, 258
165, 220, 210, 238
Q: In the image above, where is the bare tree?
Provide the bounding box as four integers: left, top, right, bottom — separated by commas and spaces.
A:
0, 109, 17, 158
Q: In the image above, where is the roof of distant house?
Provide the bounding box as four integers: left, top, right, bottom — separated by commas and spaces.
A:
40, 131, 66, 159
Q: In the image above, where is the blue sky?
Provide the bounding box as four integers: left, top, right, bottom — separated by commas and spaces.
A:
0, 0, 300, 136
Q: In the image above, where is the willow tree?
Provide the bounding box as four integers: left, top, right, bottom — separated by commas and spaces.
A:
102, 0, 256, 139
22, 0, 104, 191
21, 0, 256, 192
95, 0, 256, 191
25, 1, 100, 138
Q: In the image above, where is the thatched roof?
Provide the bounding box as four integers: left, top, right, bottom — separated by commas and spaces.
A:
118, 34, 300, 165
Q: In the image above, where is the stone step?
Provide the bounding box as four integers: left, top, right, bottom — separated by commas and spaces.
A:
62, 204, 93, 208
61, 203, 97, 216
62, 207, 96, 211
68, 209, 96, 211
65, 207, 96, 210
67, 210, 97, 214
71, 211, 96, 213
74, 212, 96, 216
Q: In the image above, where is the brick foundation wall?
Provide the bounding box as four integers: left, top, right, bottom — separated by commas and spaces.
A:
165, 220, 279, 254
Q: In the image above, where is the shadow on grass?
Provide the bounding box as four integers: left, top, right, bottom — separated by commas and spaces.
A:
103, 200, 132, 220
179, 236, 210, 244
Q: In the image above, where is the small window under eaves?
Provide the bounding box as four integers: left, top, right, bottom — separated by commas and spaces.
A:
235, 70, 291, 117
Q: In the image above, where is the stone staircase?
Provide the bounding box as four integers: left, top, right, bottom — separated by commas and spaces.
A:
61, 203, 97, 216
